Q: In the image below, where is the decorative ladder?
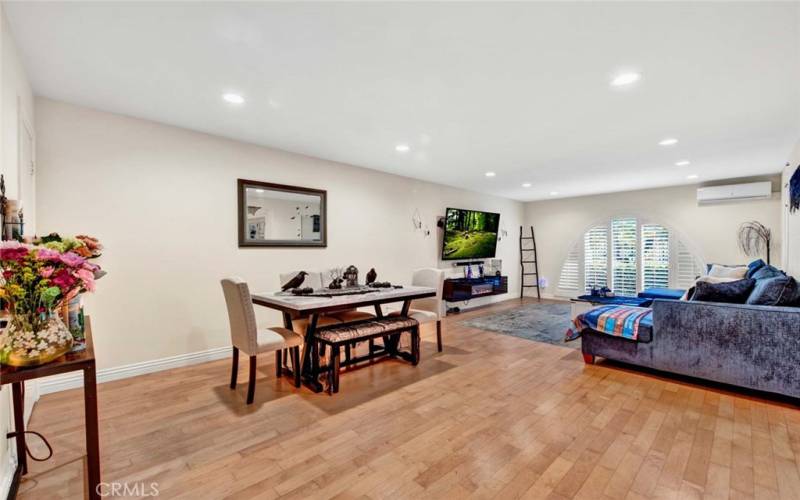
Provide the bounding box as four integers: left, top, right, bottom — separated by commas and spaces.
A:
520, 226, 541, 299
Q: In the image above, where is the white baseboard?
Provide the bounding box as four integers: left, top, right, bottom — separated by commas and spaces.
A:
0, 453, 16, 500
39, 346, 231, 395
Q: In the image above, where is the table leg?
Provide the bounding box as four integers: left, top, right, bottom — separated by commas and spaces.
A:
386, 299, 412, 354
11, 382, 27, 475
300, 313, 323, 393
84, 362, 101, 500
373, 304, 384, 318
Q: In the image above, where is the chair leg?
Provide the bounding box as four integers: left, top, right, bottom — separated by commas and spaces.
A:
436, 320, 443, 352
331, 345, 341, 394
292, 346, 301, 388
229, 347, 239, 389
583, 353, 595, 365
411, 327, 420, 366
247, 355, 257, 404
275, 350, 282, 378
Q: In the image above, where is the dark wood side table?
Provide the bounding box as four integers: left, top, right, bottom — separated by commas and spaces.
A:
0, 316, 100, 500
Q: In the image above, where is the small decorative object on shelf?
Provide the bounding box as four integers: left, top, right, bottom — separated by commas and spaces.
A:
365, 268, 377, 285
0, 235, 105, 367
344, 265, 359, 287
290, 287, 314, 295
368, 281, 392, 288
737, 221, 772, 264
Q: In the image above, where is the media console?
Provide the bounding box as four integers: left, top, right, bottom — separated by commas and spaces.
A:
443, 275, 509, 302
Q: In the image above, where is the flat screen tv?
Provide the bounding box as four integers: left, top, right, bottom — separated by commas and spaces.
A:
441, 208, 500, 260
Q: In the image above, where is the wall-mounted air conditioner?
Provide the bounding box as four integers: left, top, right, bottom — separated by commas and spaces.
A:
697, 181, 772, 204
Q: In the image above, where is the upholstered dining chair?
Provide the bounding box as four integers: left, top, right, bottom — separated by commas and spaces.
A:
389, 268, 446, 351
221, 277, 304, 404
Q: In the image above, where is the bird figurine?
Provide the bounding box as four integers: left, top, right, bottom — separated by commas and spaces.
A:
281, 271, 308, 291
328, 277, 343, 289
366, 268, 377, 285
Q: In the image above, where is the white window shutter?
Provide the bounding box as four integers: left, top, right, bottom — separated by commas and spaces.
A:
584, 225, 608, 292
611, 217, 638, 296
641, 224, 670, 290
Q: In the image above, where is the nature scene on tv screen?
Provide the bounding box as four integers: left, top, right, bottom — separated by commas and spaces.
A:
442, 209, 500, 259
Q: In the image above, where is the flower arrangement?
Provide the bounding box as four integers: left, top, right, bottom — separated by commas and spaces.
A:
0, 234, 104, 366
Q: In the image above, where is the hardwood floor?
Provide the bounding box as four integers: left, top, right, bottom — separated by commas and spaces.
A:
17, 298, 800, 499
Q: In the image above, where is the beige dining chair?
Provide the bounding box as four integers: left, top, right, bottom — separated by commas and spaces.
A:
389, 268, 446, 351
221, 277, 304, 404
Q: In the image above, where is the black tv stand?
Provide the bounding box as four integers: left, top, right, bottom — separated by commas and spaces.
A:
443, 275, 508, 303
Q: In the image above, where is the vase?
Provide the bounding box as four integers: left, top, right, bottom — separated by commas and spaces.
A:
0, 314, 74, 367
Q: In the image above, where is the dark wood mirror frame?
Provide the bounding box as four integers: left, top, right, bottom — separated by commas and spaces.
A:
237, 179, 327, 248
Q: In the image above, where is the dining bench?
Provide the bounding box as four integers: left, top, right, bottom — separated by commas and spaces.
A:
315, 316, 420, 394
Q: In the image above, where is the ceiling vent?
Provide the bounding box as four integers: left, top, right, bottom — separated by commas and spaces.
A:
697, 181, 772, 204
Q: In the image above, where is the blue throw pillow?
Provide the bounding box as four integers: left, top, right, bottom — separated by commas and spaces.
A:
746, 276, 797, 306
750, 264, 785, 281
746, 259, 767, 278
691, 278, 755, 304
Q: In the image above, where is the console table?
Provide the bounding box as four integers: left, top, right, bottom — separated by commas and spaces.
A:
443, 275, 508, 302
0, 317, 100, 500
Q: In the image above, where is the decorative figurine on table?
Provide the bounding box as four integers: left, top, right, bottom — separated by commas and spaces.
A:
599, 286, 614, 298
365, 268, 377, 285
478, 264, 484, 277
343, 265, 359, 287
328, 277, 343, 289
281, 271, 308, 291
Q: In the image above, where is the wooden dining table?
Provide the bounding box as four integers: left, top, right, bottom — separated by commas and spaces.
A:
251, 285, 436, 392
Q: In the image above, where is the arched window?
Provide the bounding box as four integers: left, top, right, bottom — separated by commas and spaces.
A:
557, 216, 704, 297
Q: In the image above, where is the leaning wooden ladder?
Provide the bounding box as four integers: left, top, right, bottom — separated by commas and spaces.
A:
520, 226, 541, 299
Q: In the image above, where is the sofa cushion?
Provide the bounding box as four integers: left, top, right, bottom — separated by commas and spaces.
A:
707, 264, 748, 279
690, 278, 755, 304
750, 264, 785, 281
746, 259, 767, 278
746, 276, 797, 306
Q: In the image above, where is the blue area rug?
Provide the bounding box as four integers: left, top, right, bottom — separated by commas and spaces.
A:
463, 302, 578, 349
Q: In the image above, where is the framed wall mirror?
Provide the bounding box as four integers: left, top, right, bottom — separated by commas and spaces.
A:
238, 179, 327, 247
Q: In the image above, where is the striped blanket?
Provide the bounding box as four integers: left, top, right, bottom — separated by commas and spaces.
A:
565, 305, 653, 342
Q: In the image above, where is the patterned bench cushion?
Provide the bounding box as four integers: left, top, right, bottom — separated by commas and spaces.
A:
316, 317, 418, 343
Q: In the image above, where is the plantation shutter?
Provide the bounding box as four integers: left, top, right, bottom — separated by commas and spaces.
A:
611, 217, 638, 296
676, 241, 703, 288
558, 248, 580, 291
584, 226, 608, 292
641, 224, 670, 290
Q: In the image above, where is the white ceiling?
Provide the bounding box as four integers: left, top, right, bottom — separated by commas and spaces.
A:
5, 2, 800, 201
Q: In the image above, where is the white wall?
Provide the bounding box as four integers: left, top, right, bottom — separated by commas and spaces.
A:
524, 180, 782, 298
0, 5, 36, 496
35, 98, 524, 371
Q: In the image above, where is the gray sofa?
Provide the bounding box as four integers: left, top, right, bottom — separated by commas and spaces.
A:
581, 299, 800, 399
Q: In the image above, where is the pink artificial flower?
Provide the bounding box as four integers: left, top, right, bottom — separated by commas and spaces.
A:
59, 251, 85, 268
51, 269, 77, 292
35, 248, 61, 261
76, 268, 96, 292
39, 266, 55, 278
1, 241, 31, 263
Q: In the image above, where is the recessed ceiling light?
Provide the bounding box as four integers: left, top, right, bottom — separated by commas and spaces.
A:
222, 93, 245, 104
395, 144, 410, 153
610, 72, 641, 87
522, 183, 532, 188
485, 172, 496, 177
675, 160, 691, 167
687, 174, 699, 180
550, 191, 559, 196
659, 138, 678, 146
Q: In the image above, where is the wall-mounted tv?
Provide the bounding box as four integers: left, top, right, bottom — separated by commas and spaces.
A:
441, 208, 501, 260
